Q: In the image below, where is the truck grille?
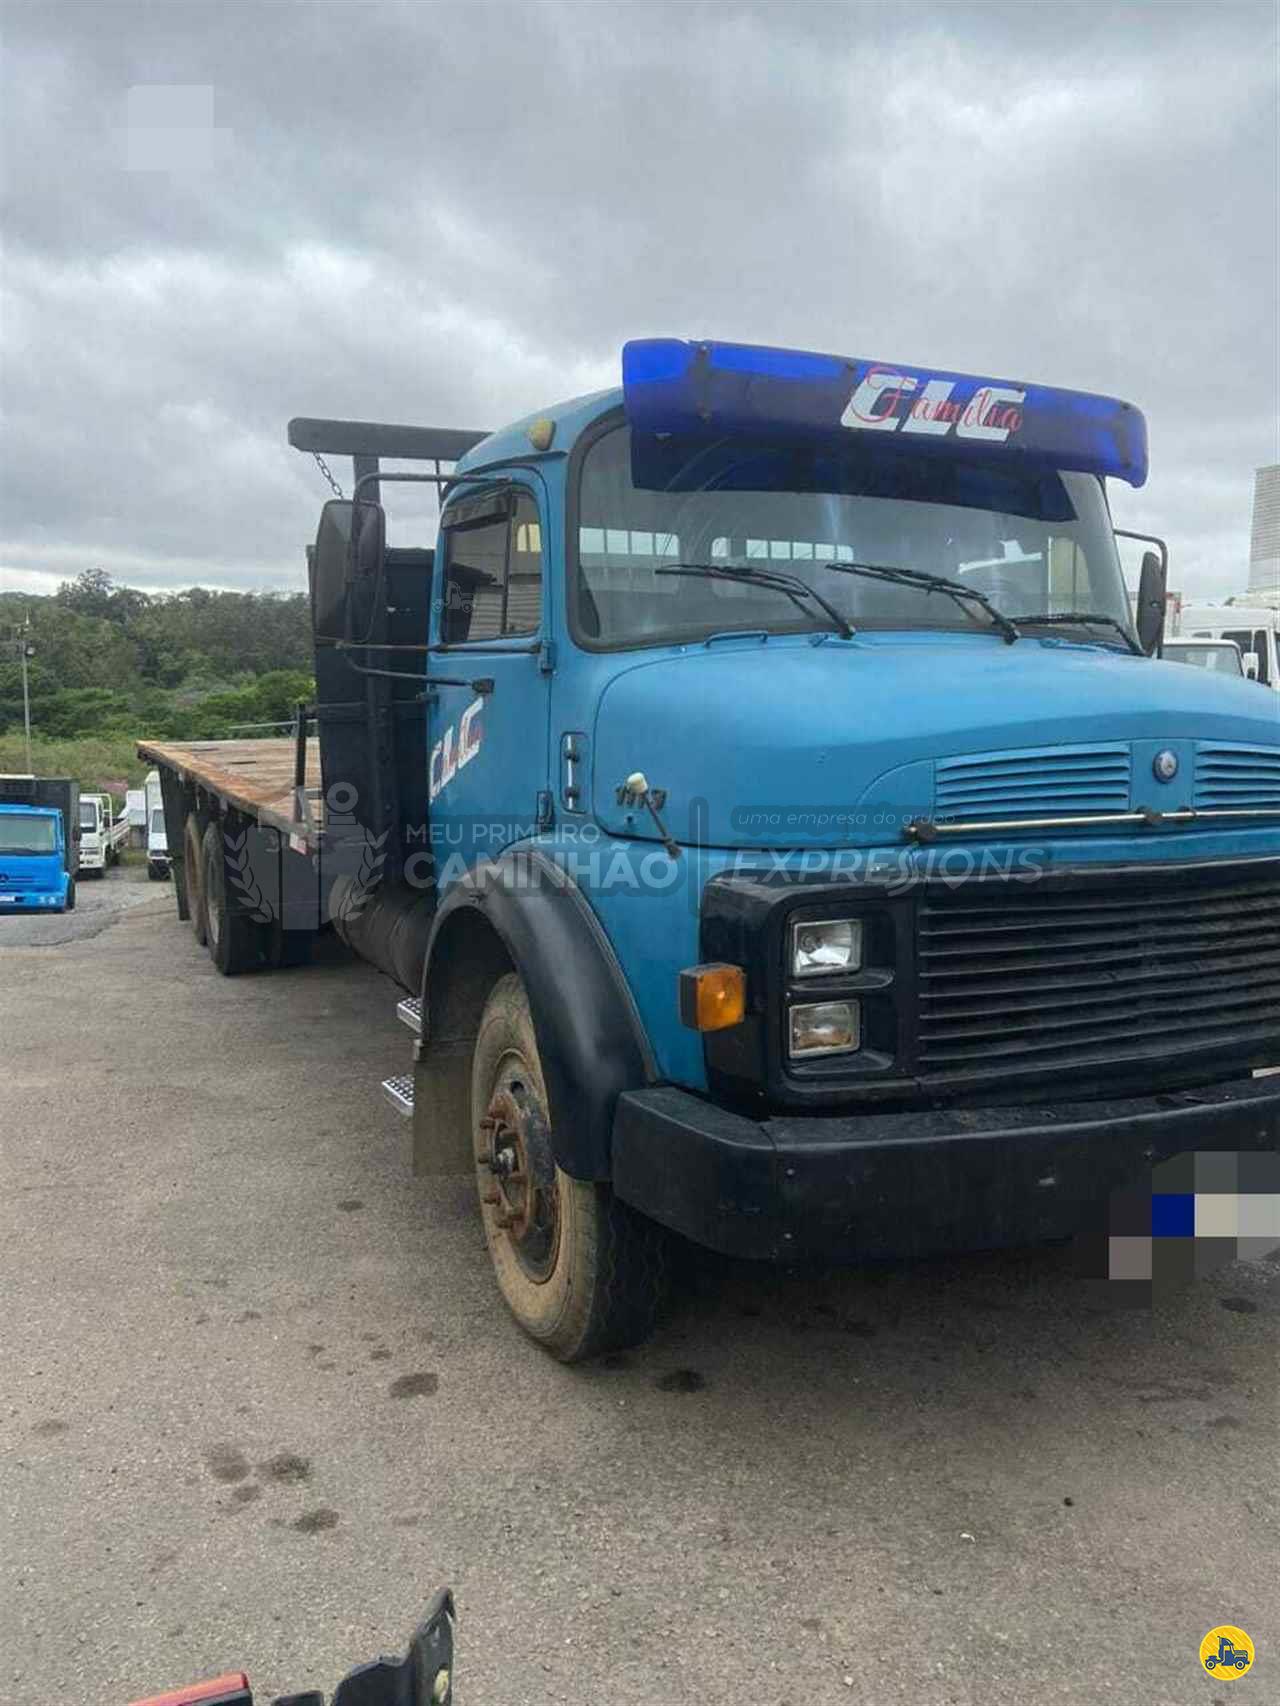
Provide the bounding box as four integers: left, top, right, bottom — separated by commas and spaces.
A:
934, 743, 1131, 822
1194, 742, 1280, 810
917, 868, 1280, 1076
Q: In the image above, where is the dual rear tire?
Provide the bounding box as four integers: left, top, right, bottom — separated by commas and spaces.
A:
200, 820, 265, 976
188, 814, 309, 974
183, 815, 208, 946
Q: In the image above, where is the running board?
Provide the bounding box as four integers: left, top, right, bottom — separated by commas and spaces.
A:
381, 1074, 414, 1118
397, 996, 422, 1035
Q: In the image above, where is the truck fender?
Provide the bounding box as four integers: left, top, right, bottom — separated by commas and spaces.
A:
414, 847, 655, 1181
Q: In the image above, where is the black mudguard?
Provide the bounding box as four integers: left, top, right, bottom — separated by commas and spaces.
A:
420, 847, 654, 1180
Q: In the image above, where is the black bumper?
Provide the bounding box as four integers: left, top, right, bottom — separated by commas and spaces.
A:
611, 1073, 1280, 1261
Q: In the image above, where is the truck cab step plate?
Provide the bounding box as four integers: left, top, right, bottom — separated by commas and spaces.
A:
397, 996, 423, 1036
381, 1074, 415, 1118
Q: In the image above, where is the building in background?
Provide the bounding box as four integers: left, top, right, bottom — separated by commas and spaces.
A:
1248, 463, 1280, 595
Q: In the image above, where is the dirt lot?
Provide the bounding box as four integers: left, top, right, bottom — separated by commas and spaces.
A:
1, 878, 1277, 1705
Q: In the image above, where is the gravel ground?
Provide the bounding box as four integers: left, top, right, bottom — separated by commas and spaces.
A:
0, 891, 1276, 1706
0, 857, 163, 946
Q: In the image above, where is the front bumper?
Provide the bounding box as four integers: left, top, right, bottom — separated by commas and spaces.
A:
611, 1073, 1280, 1261
0, 891, 65, 910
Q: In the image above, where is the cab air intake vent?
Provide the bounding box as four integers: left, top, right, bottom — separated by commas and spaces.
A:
1194, 743, 1280, 810
934, 743, 1131, 822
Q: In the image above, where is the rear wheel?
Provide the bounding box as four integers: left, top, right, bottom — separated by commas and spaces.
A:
470, 973, 666, 1362
183, 815, 208, 945
201, 820, 264, 976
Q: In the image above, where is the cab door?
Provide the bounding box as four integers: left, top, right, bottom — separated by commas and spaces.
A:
426, 476, 551, 888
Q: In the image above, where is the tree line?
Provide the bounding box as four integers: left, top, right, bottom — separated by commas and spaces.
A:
0, 568, 315, 744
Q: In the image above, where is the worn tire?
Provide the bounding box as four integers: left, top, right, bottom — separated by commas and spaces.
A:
471, 972, 666, 1362
184, 815, 208, 946
201, 820, 264, 976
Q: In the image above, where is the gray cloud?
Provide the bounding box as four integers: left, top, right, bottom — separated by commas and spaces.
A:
1, 0, 1275, 598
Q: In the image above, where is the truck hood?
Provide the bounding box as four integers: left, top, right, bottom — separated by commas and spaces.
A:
590, 632, 1280, 848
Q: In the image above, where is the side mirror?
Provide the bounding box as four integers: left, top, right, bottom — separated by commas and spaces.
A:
311, 498, 386, 644
1135, 549, 1168, 656
1243, 651, 1260, 680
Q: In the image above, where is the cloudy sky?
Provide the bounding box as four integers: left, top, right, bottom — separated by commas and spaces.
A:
1, 0, 1275, 602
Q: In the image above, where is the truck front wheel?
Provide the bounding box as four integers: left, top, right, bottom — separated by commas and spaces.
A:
470, 973, 667, 1362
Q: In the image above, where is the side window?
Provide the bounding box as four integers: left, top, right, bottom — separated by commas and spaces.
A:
440, 489, 543, 643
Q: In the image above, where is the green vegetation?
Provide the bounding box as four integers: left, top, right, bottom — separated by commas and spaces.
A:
0, 569, 314, 794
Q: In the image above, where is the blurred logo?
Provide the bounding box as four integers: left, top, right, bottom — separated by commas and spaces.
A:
1200, 1626, 1254, 1678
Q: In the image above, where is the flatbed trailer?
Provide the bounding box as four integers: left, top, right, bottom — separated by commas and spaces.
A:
137, 738, 320, 842
141, 347, 1280, 1364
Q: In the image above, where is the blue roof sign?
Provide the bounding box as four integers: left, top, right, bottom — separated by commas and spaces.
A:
622, 338, 1148, 487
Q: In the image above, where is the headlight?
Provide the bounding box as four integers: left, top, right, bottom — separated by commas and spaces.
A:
790, 917, 862, 978
789, 999, 861, 1058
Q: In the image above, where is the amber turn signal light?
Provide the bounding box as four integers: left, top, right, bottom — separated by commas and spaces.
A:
678, 962, 747, 1031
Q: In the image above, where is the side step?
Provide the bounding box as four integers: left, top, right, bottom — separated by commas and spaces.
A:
397, 996, 422, 1036
381, 1074, 414, 1118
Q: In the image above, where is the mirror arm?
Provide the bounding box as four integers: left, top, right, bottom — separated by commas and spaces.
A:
326, 639, 538, 656
338, 656, 494, 695
1113, 527, 1169, 572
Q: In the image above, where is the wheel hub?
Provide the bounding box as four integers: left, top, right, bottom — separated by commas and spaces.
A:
478, 1077, 559, 1281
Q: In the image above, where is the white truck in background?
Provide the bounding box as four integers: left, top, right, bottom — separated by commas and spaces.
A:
125, 787, 147, 848
77, 792, 130, 875
144, 769, 170, 880
1162, 637, 1246, 677
1175, 590, 1279, 691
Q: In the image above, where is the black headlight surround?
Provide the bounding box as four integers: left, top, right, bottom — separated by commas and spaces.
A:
698, 868, 919, 1110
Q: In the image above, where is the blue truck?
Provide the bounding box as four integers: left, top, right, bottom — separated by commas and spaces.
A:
0, 774, 79, 913
140, 338, 1280, 1360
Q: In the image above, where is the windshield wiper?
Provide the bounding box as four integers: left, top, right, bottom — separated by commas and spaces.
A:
654, 563, 855, 640
815, 560, 1020, 645
1008, 611, 1143, 656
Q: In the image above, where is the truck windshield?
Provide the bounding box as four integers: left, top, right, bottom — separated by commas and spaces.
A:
574, 423, 1133, 649
0, 815, 57, 854
80, 801, 99, 831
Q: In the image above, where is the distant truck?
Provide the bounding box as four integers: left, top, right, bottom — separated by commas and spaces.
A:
141, 339, 1280, 1361
78, 792, 130, 875
1162, 637, 1246, 678
0, 774, 79, 912
144, 769, 171, 880
1176, 597, 1279, 689
125, 787, 147, 848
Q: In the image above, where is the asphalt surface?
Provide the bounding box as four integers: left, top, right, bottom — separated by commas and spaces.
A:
1, 870, 1277, 1706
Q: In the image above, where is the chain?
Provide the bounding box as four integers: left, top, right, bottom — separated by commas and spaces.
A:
312, 451, 344, 499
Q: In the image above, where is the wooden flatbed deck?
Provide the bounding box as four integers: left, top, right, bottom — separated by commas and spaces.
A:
138, 738, 322, 840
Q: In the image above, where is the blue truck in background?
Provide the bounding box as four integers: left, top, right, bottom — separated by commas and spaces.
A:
141, 338, 1280, 1360
0, 775, 79, 913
